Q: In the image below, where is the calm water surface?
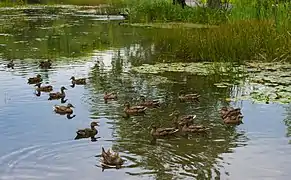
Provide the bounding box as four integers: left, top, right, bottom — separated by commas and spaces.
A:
0, 5, 291, 180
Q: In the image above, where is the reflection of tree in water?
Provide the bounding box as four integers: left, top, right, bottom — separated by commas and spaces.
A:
86, 50, 249, 179
283, 106, 291, 141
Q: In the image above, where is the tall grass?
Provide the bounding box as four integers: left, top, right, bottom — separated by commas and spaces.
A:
150, 20, 291, 62
123, 0, 291, 27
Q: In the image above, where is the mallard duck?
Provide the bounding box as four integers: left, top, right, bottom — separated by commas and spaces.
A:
104, 92, 118, 101
7, 60, 14, 69
101, 147, 124, 167
138, 95, 160, 108
181, 122, 210, 133
150, 124, 179, 137
124, 101, 147, 115
223, 115, 243, 125
75, 121, 99, 139
53, 103, 74, 114
39, 59, 52, 68
220, 107, 242, 119
178, 90, 200, 102
220, 107, 243, 125
169, 110, 196, 127
28, 74, 42, 84
35, 82, 53, 92
70, 76, 86, 85
48, 86, 67, 100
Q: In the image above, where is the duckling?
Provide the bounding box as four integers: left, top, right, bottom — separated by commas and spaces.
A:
7, 60, 14, 69
169, 110, 196, 127
150, 124, 179, 137
48, 86, 67, 100
39, 59, 52, 68
35, 82, 53, 92
28, 74, 42, 84
101, 147, 124, 168
53, 103, 74, 114
178, 90, 200, 102
223, 115, 244, 125
70, 76, 86, 85
104, 92, 118, 101
138, 95, 160, 108
75, 121, 99, 139
220, 107, 241, 119
181, 122, 210, 133
124, 101, 147, 115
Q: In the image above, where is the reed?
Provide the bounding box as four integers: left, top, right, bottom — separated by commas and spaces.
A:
149, 20, 291, 62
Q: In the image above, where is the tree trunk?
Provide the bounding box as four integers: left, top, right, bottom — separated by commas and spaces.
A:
207, 0, 221, 9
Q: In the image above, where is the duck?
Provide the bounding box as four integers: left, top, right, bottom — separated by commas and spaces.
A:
48, 86, 67, 100
124, 101, 147, 115
119, 9, 129, 19
101, 147, 124, 167
181, 122, 210, 133
28, 74, 42, 84
169, 110, 196, 127
220, 107, 241, 119
70, 76, 86, 85
39, 59, 52, 68
223, 114, 244, 125
138, 95, 160, 108
53, 103, 74, 114
104, 92, 118, 101
75, 121, 99, 139
220, 107, 243, 125
7, 60, 14, 69
150, 124, 179, 137
178, 90, 200, 102
35, 82, 53, 92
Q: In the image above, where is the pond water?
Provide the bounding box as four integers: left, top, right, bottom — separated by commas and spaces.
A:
0, 5, 291, 180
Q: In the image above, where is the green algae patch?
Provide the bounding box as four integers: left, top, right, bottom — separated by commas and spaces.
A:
132, 62, 291, 104
122, 23, 218, 29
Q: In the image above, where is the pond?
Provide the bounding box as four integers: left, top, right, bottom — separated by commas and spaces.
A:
0, 5, 291, 180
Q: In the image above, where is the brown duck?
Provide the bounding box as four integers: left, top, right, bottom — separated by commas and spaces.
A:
35, 82, 53, 92
169, 110, 196, 127
150, 124, 179, 137
76, 122, 99, 139
223, 114, 244, 125
124, 101, 147, 115
178, 90, 200, 102
101, 147, 124, 168
220, 107, 243, 125
28, 74, 42, 84
70, 76, 86, 85
181, 122, 210, 133
39, 59, 52, 68
48, 86, 67, 100
53, 103, 74, 114
138, 95, 160, 108
104, 92, 118, 101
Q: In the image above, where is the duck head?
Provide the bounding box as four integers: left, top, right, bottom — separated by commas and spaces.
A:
90, 121, 99, 127
61, 86, 67, 91
67, 103, 75, 108
70, 76, 75, 80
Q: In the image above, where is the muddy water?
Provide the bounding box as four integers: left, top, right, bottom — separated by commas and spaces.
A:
0, 5, 290, 180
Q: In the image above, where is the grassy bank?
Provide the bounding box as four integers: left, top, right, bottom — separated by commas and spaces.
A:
153, 20, 291, 62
